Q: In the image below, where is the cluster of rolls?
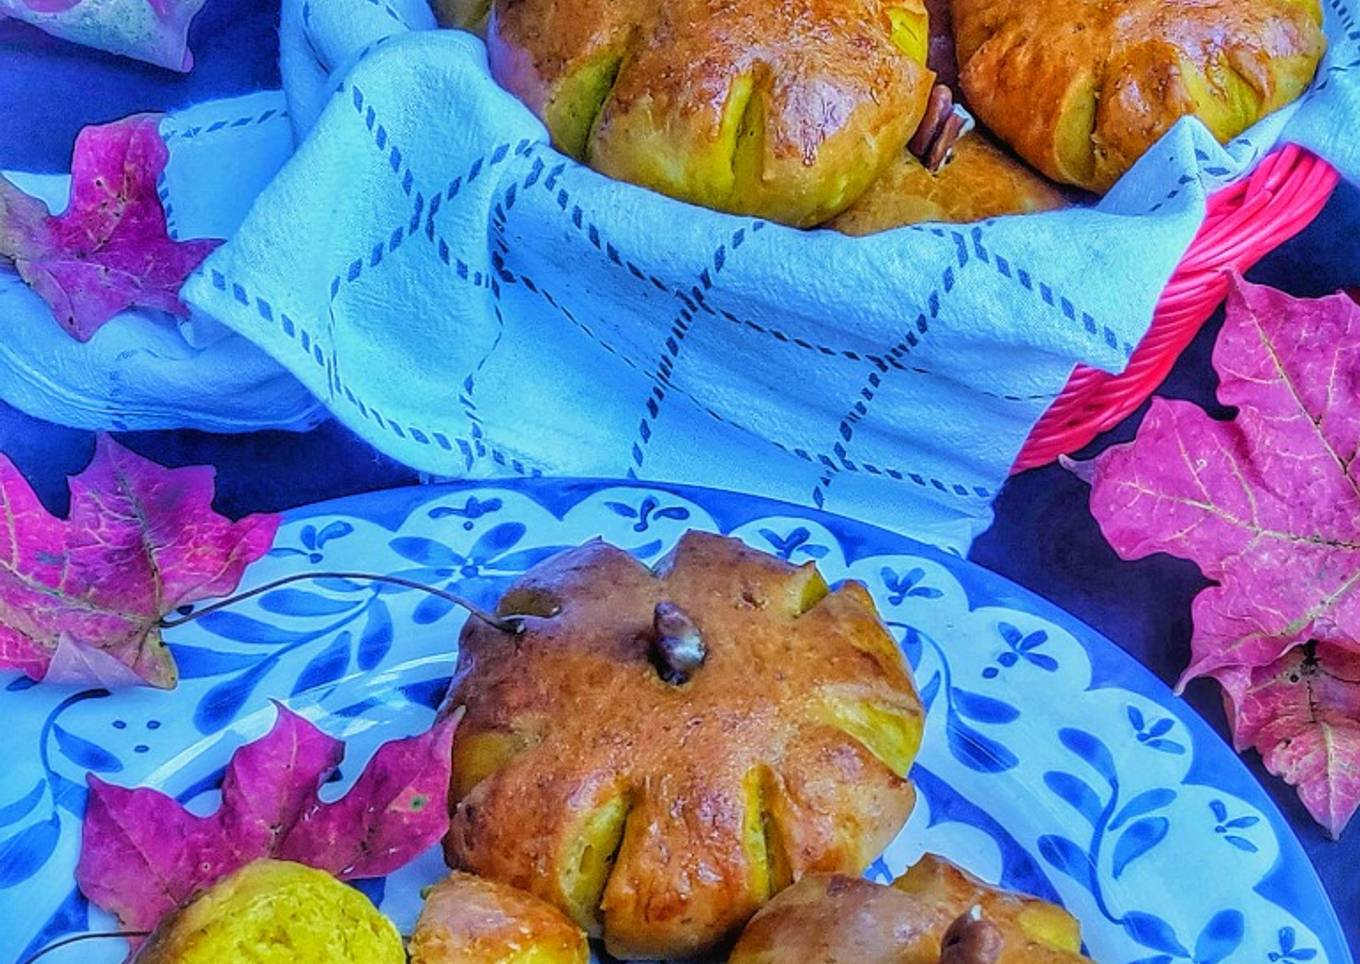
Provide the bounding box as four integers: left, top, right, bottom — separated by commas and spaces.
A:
434, 0, 1325, 230
136, 533, 1093, 962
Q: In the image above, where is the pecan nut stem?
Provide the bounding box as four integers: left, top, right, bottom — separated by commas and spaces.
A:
651, 601, 706, 684
908, 84, 976, 173
939, 905, 1004, 964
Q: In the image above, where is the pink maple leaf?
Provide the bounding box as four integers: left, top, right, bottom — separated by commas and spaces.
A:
0, 435, 279, 688
1081, 276, 1360, 835
76, 703, 459, 939
0, 114, 220, 342
1218, 643, 1360, 838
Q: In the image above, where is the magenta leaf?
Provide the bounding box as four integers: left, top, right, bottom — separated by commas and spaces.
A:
1216, 644, 1360, 838
0, 115, 220, 341
1087, 278, 1360, 684
0, 434, 280, 688
1082, 276, 1360, 834
76, 703, 459, 937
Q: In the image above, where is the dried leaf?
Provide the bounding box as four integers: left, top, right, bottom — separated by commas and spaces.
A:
76, 703, 459, 935
1081, 276, 1360, 834
1087, 277, 1360, 685
1217, 644, 1360, 838
0, 435, 279, 688
0, 114, 220, 341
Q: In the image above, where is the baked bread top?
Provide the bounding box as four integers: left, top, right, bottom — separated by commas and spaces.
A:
444, 532, 923, 959
829, 132, 1066, 235
951, 0, 1326, 193
484, 0, 935, 225
729, 856, 1089, 963
409, 872, 589, 963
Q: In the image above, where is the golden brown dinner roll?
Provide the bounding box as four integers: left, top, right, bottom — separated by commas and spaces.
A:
131, 860, 404, 964
444, 532, 923, 959
482, 0, 935, 226
408, 872, 589, 964
729, 855, 1088, 963
829, 132, 1066, 234
952, 0, 1326, 193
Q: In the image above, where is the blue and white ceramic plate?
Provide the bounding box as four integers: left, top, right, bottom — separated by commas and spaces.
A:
0, 480, 1349, 964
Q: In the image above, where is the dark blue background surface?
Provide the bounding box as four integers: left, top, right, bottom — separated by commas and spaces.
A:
2, 4, 1357, 952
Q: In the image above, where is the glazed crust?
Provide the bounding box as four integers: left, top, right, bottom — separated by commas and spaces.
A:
729, 856, 1089, 963
444, 532, 922, 959
951, 0, 1326, 193
487, 0, 935, 225
828, 132, 1066, 234
409, 872, 590, 963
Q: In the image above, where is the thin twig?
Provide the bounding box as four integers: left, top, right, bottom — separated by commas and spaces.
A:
158, 571, 525, 634
23, 930, 150, 963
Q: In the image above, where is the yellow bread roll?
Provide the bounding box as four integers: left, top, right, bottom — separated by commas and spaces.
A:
729, 854, 1089, 963
951, 0, 1325, 193
829, 133, 1066, 234
444, 532, 923, 959
131, 859, 404, 964
409, 872, 590, 964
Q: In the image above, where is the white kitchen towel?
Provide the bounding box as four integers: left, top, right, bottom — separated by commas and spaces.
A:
180, 0, 1360, 548
0, 91, 324, 434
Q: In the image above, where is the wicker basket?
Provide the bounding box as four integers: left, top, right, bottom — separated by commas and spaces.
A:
1011, 145, 1340, 473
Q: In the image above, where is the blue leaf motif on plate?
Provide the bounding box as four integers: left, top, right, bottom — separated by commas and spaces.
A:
1043, 771, 1103, 827
985, 622, 1058, 678
1112, 816, 1169, 878
51, 725, 122, 773
1036, 834, 1096, 895
605, 496, 690, 532
169, 645, 263, 680
1272, 926, 1319, 962
1192, 909, 1244, 963
0, 781, 44, 828
412, 592, 456, 625
1058, 728, 1117, 785
429, 496, 503, 529
880, 566, 943, 604
1122, 911, 1190, 956
1129, 704, 1187, 755
258, 589, 358, 618
314, 521, 354, 548
469, 523, 527, 562
757, 526, 827, 562
1210, 799, 1261, 853
194, 611, 308, 646
918, 671, 942, 710
291, 632, 352, 696
1110, 788, 1176, 831
0, 814, 60, 888
195, 657, 277, 734
952, 689, 1020, 725
390, 536, 461, 567
358, 600, 394, 671
947, 719, 1019, 773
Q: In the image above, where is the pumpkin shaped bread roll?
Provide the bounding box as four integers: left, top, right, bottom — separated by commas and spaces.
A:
480, 0, 935, 226
409, 872, 589, 963
444, 532, 923, 959
951, 0, 1326, 193
829, 132, 1066, 234
131, 860, 405, 964
729, 854, 1089, 963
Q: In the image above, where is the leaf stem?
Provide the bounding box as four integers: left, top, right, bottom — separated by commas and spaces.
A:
158, 572, 525, 635
23, 930, 150, 963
